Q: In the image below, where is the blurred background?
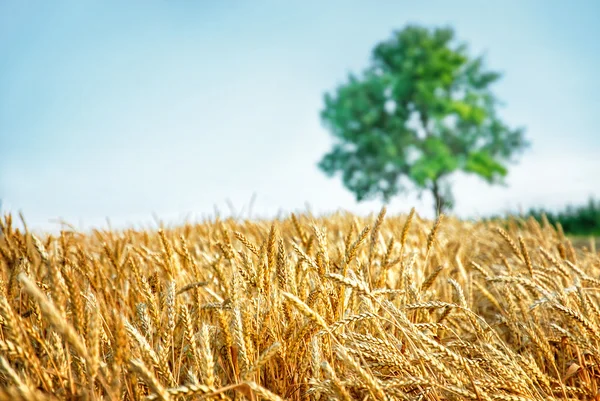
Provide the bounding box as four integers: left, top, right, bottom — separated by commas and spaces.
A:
1, 1, 599, 232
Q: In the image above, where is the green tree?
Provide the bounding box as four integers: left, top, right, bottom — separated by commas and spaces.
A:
318, 25, 528, 216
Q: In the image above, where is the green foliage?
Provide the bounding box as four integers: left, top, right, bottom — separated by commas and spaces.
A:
319, 25, 528, 215
484, 198, 600, 236
527, 198, 600, 236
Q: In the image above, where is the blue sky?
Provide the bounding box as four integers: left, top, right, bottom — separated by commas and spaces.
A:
1, 1, 599, 231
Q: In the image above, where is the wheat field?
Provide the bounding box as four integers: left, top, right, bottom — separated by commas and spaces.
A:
0, 208, 599, 401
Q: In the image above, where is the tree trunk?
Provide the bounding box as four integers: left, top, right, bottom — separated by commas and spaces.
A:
431, 179, 445, 218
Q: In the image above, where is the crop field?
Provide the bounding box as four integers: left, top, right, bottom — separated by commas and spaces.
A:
0, 209, 599, 401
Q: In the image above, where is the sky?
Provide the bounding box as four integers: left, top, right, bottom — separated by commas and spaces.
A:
1, 0, 599, 231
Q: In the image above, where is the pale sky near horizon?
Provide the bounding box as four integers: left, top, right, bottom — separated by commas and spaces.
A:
1, 1, 599, 231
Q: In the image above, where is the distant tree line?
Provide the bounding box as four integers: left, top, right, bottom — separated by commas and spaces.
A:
488, 198, 600, 236
525, 198, 600, 236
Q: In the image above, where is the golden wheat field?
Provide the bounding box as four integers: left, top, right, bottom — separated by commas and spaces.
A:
1, 208, 599, 401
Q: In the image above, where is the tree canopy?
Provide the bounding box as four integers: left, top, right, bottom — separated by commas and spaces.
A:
318, 25, 528, 215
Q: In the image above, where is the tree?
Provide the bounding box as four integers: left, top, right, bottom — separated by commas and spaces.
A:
318, 25, 528, 216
